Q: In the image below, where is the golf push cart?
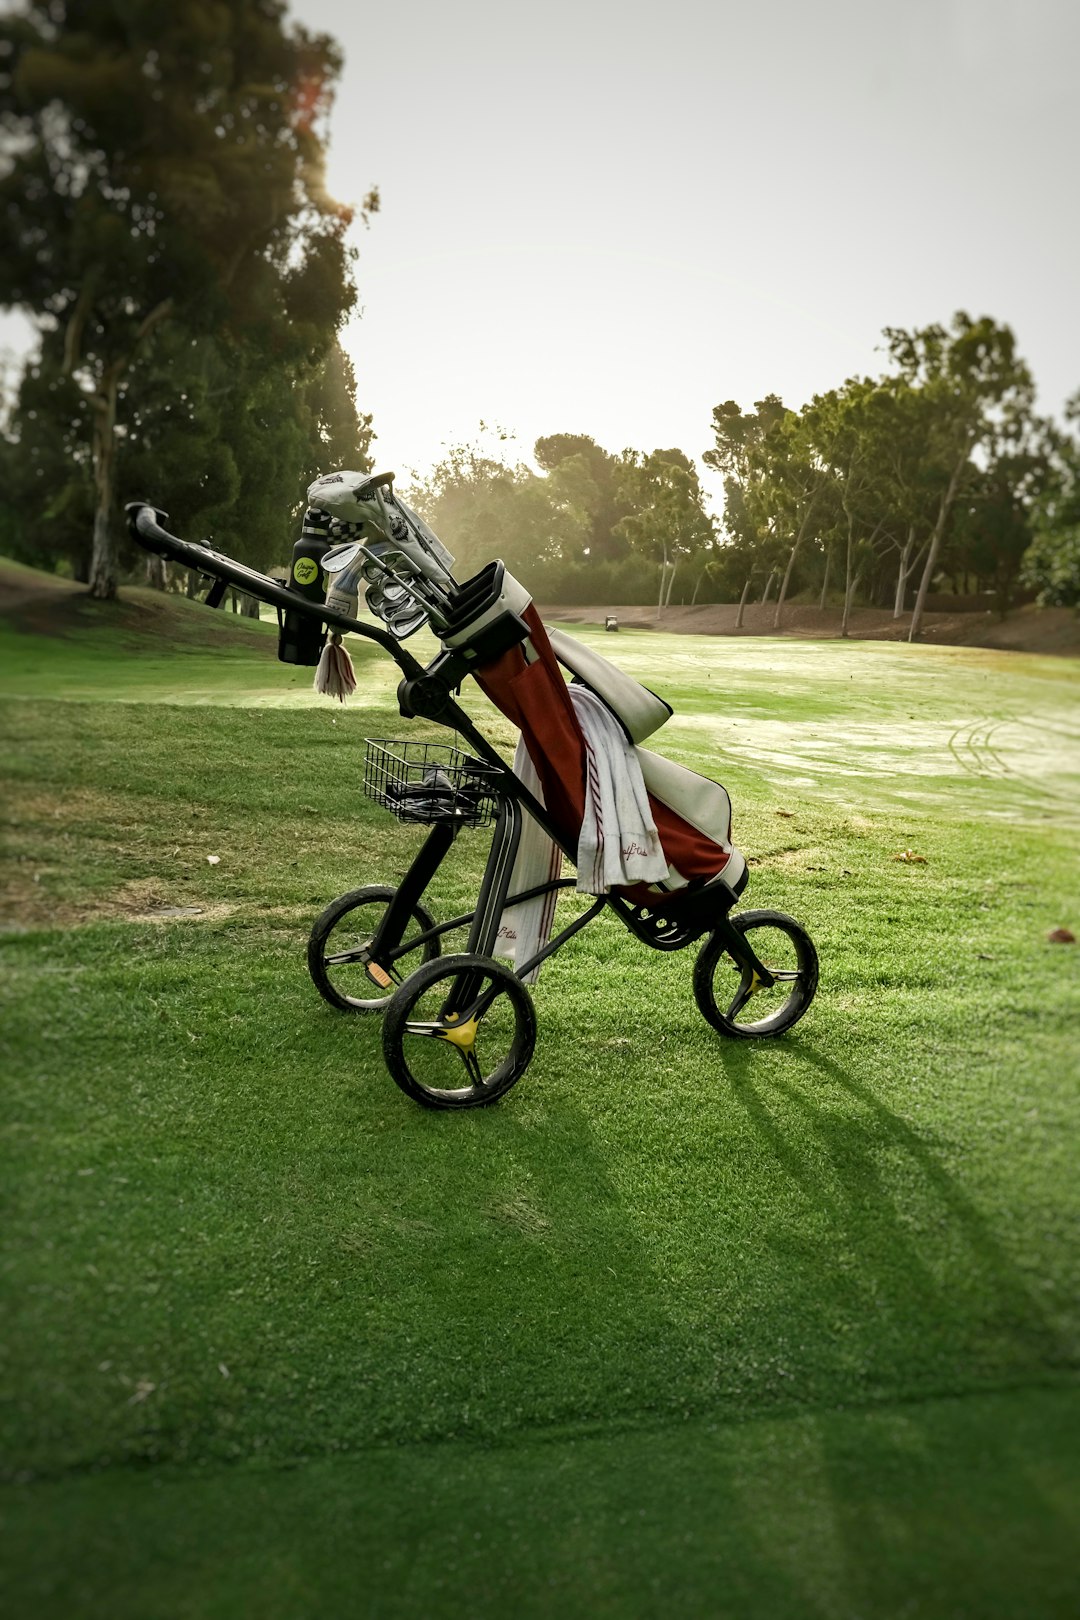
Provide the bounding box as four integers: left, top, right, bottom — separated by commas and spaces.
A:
127, 471, 819, 1110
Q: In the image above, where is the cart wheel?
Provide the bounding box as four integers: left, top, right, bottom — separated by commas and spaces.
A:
693, 909, 818, 1039
382, 953, 536, 1109
307, 885, 440, 1013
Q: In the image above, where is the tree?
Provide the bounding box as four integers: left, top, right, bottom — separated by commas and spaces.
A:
866, 379, 939, 619
882, 315, 1036, 641
803, 381, 910, 637
704, 397, 787, 616
0, 352, 95, 576
760, 406, 833, 630
614, 448, 715, 617
408, 441, 587, 587
952, 445, 1050, 612
1024, 394, 1080, 607
0, 0, 371, 596
534, 433, 632, 562
303, 342, 374, 480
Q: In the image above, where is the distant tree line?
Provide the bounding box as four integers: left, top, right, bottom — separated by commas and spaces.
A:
409, 318, 1080, 637
702, 316, 1080, 638
407, 435, 717, 616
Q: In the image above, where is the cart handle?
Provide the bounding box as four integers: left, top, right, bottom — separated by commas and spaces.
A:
125, 502, 428, 682
125, 501, 568, 850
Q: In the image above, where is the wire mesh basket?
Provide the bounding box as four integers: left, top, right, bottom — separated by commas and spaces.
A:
363, 738, 501, 827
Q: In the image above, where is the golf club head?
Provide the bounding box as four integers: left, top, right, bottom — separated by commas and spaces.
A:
395, 495, 456, 576
386, 600, 428, 639
322, 541, 364, 576
379, 579, 412, 608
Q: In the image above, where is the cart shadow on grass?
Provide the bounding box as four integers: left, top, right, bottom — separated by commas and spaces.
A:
714, 1034, 1069, 1384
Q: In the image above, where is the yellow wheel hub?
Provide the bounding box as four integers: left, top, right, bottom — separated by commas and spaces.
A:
436, 1017, 479, 1051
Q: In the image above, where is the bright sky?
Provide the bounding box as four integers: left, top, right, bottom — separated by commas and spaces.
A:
2, 0, 1077, 513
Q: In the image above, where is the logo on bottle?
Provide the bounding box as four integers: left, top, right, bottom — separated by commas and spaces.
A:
293, 556, 319, 587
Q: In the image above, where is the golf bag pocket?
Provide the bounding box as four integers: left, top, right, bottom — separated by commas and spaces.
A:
546, 627, 673, 745
636, 749, 733, 849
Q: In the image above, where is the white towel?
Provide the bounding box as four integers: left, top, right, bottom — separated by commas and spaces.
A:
569, 684, 669, 894
494, 738, 563, 985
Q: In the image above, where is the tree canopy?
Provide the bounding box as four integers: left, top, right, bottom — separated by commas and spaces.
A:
0, 0, 375, 593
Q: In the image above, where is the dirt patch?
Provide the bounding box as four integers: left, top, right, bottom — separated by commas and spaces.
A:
97, 878, 237, 925
1, 785, 239, 932
0, 868, 237, 933
0, 560, 271, 649
539, 601, 1080, 657
0, 564, 84, 616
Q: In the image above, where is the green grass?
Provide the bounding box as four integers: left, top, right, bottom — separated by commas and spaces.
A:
2, 581, 1079, 1616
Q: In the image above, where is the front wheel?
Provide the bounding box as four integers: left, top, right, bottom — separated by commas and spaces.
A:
307, 885, 440, 1014
382, 954, 536, 1109
693, 909, 818, 1039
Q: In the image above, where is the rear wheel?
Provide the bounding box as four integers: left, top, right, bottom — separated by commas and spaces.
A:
307, 885, 439, 1013
382, 953, 536, 1109
693, 909, 818, 1039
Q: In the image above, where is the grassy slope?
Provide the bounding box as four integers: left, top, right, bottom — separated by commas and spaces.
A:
2, 580, 1079, 1615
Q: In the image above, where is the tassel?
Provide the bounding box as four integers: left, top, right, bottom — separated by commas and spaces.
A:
313, 632, 357, 703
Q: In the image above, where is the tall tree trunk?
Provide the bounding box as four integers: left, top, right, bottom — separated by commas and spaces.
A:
185, 569, 201, 599
146, 553, 168, 591
88, 371, 120, 600
76, 299, 174, 603
774, 544, 798, 629
773, 488, 821, 630
760, 567, 777, 606
909, 449, 968, 643
840, 502, 858, 638
663, 562, 678, 610
690, 566, 708, 606
841, 567, 862, 638
656, 543, 668, 621
894, 527, 914, 618
241, 594, 260, 619
818, 549, 831, 610
735, 576, 751, 628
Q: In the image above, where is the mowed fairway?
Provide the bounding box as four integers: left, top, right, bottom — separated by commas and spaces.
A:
2, 589, 1079, 1618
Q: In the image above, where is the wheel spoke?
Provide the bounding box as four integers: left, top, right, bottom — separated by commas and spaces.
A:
402, 1020, 451, 1040
459, 1048, 485, 1088
726, 974, 756, 1019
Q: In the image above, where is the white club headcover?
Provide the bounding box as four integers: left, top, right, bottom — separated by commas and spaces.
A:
307, 472, 456, 590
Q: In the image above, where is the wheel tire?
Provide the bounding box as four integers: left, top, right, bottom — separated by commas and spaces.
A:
382, 953, 536, 1110
693, 908, 818, 1040
307, 885, 439, 1014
